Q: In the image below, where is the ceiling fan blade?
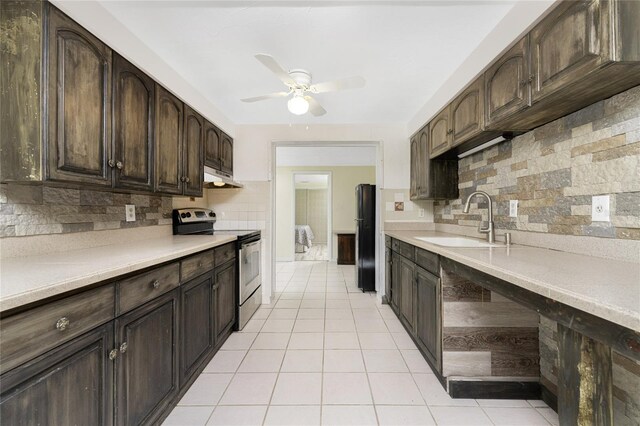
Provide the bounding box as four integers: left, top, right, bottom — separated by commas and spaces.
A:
240, 91, 290, 103
254, 54, 296, 87
310, 76, 366, 94
305, 96, 327, 117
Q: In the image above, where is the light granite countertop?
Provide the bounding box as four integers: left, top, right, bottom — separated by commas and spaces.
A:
0, 234, 237, 312
385, 230, 640, 332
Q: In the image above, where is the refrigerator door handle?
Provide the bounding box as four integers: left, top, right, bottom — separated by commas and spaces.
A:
354, 218, 364, 221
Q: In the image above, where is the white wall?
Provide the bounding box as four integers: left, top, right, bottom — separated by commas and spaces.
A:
234, 124, 408, 188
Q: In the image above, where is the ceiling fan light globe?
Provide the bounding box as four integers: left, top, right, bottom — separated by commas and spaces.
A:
287, 96, 309, 115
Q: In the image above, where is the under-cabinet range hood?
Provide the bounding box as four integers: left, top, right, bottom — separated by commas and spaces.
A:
204, 166, 244, 189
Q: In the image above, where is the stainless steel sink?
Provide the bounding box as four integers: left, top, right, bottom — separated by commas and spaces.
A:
414, 236, 504, 248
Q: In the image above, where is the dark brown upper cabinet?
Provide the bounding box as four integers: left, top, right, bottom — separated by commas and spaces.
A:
410, 125, 459, 201
112, 54, 155, 192
450, 76, 484, 147
530, 0, 611, 103
484, 36, 531, 129
46, 6, 112, 186
204, 120, 222, 170
155, 85, 184, 195
219, 132, 234, 176
183, 105, 204, 196
429, 108, 452, 159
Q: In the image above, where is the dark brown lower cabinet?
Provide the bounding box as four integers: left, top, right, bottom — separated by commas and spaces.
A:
0, 323, 114, 426
180, 272, 215, 386
398, 255, 416, 331
115, 289, 179, 426
215, 260, 236, 342
415, 267, 441, 371
385, 246, 392, 304
387, 238, 442, 376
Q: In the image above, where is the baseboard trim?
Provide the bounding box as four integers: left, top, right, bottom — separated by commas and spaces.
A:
448, 379, 541, 400
540, 382, 558, 412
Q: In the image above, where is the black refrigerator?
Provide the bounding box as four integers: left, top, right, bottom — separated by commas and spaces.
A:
355, 184, 376, 292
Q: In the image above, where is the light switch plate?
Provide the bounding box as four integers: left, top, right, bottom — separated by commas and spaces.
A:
419, 208, 425, 218
125, 204, 136, 222
509, 200, 518, 218
591, 195, 610, 222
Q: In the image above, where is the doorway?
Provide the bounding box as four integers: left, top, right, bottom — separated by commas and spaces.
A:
271, 142, 382, 301
293, 172, 332, 261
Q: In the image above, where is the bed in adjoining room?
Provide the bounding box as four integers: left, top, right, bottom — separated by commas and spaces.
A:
295, 224, 315, 253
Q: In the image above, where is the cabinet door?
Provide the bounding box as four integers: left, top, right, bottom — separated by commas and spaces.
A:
183, 105, 204, 196
215, 260, 236, 341
416, 127, 430, 199
204, 120, 222, 170
530, 0, 612, 103
385, 247, 392, 304
451, 77, 484, 146
429, 108, 451, 158
399, 256, 416, 331
155, 85, 183, 195
0, 323, 114, 426
485, 36, 531, 127
115, 290, 179, 426
416, 267, 441, 372
46, 7, 112, 186
112, 54, 154, 192
409, 135, 420, 200
390, 252, 402, 314
180, 273, 214, 386
219, 133, 233, 175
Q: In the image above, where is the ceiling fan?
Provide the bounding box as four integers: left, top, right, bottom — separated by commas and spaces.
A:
241, 54, 366, 116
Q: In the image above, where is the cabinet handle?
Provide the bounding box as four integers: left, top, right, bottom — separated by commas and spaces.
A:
109, 349, 118, 360
119, 342, 128, 354
151, 280, 160, 289
519, 79, 530, 87
447, 129, 453, 135
197, 261, 203, 268
108, 159, 116, 168
185, 177, 190, 183
116, 161, 123, 170
56, 317, 70, 331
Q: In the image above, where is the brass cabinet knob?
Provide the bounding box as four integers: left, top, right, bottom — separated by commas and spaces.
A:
152, 280, 160, 289
185, 177, 190, 183
119, 342, 128, 353
56, 317, 70, 331
116, 161, 123, 170
109, 349, 118, 360
108, 159, 116, 168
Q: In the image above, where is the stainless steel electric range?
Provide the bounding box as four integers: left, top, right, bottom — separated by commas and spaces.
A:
172, 208, 261, 330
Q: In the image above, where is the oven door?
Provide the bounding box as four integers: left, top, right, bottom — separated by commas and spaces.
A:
239, 239, 261, 304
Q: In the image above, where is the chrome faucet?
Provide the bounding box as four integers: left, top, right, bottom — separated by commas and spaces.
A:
462, 191, 495, 244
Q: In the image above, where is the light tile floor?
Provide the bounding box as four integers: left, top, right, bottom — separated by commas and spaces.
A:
164, 261, 559, 426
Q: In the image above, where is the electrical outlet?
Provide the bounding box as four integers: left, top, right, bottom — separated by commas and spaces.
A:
509, 200, 518, 218
418, 208, 425, 218
591, 195, 610, 222
125, 204, 136, 222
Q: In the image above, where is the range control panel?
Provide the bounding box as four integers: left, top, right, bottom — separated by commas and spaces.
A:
173, 208, 216, 224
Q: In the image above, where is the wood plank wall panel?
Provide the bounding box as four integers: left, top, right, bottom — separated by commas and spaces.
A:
441, 268, 540, 378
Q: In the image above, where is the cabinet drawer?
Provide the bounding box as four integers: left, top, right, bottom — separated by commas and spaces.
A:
214, 242, 236, 267
181, 250, 214, 282
416, 248, 440, 276
117, 263, 179, 314
385, 235, 391, 248
391, 239, 415, 261
0, 284, 115, 374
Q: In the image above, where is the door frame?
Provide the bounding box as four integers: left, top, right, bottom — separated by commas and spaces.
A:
270, 141, 383, 303
292, 171, 333, 261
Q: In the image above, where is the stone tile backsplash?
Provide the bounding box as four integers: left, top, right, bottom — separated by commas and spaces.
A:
434, 86, 640, 240
0, 184, 172, 237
